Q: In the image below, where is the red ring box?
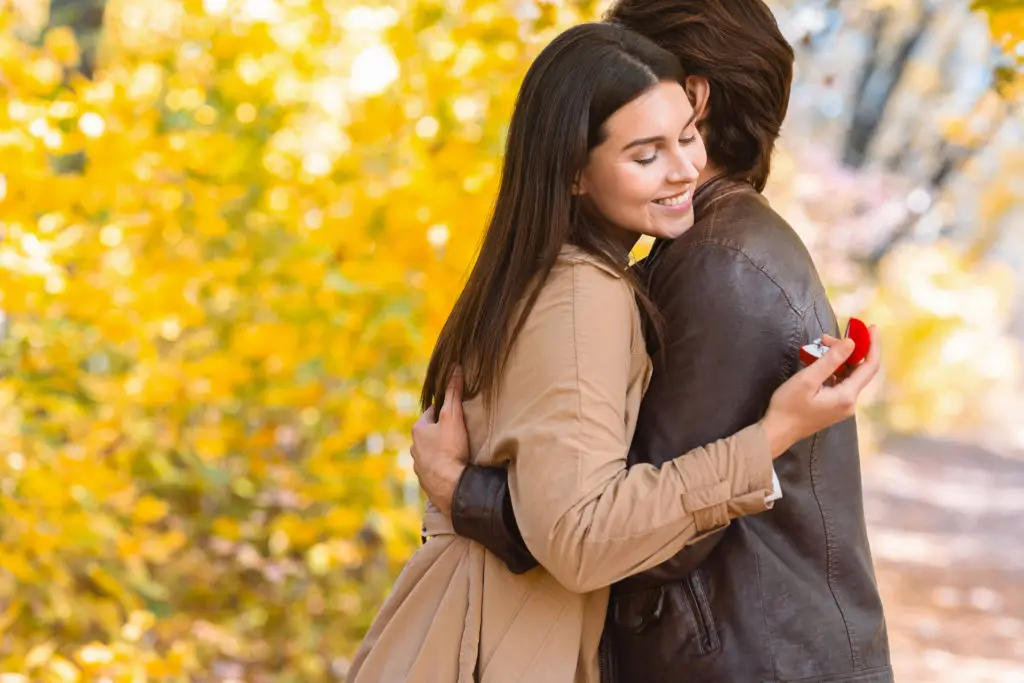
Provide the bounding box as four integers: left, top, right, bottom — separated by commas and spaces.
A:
844, 317, 870, 365
799, 340, 829, 366
799, 317, 871, 367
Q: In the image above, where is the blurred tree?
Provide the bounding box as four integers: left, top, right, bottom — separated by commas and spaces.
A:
46, 0, 106, 78
974, 0, 1024, 66
769, 0, 1024, 435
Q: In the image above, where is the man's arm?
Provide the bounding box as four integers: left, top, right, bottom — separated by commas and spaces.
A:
410, 374, 539, 574
617, 241, 803, 587
450, 465, 538, 574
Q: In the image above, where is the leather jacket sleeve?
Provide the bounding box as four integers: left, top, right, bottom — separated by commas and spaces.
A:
615, 240, 803, 590
451, 464, 538, 574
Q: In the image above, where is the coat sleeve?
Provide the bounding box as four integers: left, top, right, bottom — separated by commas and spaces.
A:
503, 262, 773, 594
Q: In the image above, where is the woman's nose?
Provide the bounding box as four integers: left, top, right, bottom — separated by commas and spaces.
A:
667, 151, 700, 184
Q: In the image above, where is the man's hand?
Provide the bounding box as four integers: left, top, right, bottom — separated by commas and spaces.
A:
411, 370, 470, 517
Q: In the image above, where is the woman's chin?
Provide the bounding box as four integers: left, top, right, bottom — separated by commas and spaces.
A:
656, 218, 695, 240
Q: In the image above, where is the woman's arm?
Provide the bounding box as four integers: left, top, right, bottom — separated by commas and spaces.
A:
504, 262, 773, 593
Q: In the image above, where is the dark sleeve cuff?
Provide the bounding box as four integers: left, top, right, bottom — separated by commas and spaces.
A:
451, 465, 539, 575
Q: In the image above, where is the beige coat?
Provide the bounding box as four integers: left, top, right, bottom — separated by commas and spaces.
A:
347, 247, 774, 683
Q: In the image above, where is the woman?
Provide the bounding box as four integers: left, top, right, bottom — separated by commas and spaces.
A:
348, 22, 879, 683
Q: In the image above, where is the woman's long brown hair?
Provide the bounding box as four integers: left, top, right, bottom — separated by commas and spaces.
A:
421, 23, 683, 412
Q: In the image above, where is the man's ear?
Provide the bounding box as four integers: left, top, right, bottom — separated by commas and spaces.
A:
684, 75, 711, 125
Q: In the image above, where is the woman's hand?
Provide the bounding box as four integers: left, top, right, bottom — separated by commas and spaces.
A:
761, 326, 881, 458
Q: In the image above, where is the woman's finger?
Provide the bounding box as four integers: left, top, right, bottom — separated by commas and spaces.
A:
839, 327, 881, 394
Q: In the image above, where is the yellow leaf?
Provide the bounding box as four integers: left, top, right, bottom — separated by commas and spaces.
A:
75, 643, 114, 668
211, 516, 241, 540
133, 495, 169, 524
44, 28, 81, 67
48, 657, 80, 683
24, 642, 55, 669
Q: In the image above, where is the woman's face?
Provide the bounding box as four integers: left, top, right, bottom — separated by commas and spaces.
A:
577, 81, 706, 243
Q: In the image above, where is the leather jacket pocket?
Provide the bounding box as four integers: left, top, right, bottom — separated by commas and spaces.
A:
682, 568, 721, 655
608, 568, 723, 681
611, 585, 666, 634
611, 569, 721, 655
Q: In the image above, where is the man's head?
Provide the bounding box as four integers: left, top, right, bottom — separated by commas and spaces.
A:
606, 0, 794, 192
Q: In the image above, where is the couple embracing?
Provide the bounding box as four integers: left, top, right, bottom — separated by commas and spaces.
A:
350, 1, 892, 682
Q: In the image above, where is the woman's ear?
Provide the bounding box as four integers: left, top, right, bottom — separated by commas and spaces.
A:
684, 75, 711, 124
572, 172, 587, 196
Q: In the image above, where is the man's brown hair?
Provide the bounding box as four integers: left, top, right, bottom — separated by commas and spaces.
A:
606, 0, 794, 191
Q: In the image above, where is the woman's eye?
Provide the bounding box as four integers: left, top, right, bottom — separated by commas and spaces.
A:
635, 153, 657, 166
680, 134, 697, 145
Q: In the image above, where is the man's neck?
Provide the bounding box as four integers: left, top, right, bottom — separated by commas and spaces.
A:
696, 161, 725, 191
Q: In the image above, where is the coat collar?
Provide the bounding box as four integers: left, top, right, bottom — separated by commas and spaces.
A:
559, 244, 627, 279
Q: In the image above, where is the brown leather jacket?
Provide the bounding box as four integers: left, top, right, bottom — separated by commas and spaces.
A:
448, 177, 892, 683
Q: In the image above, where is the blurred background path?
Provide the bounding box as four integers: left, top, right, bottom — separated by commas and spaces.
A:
866, 435, 1024, 682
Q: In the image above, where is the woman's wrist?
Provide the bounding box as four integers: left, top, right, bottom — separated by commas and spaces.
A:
760, 412, 796, 459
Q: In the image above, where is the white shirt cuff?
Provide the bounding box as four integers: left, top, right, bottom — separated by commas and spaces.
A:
765, 467, 783, 506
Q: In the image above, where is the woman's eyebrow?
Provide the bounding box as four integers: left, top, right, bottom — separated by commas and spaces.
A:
621, 135, 664, 151
620, 110, 698, 152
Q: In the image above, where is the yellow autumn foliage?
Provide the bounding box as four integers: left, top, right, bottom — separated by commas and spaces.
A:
0, 0, 598, 679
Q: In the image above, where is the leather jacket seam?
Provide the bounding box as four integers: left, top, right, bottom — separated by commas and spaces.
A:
755, 306, 803, 678
780, 303, 803, 384
662, 239, 806, 319
811, 293, 830, 336
752, 533, 778, 679
804, 303, 861, 666
806, 406, 858, 666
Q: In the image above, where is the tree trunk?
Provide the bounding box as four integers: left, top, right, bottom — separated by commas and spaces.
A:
47, 0, 107, 79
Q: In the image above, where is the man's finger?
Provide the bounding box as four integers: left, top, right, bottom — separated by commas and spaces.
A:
440, 368, 463, 421
448, 370, 465, 421
415, 405, 436, 429
802, 337, 855, 385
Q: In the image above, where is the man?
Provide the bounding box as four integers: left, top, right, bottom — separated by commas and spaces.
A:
411, 1, 893, 681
